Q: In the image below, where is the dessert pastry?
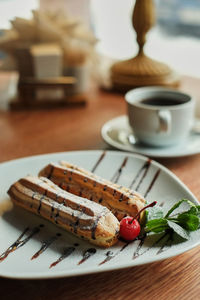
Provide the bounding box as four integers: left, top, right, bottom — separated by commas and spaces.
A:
39, 162, 146, 221
8, 176, 119, 248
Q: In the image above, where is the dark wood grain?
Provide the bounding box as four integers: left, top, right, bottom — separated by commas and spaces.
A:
0, 75, 200, 300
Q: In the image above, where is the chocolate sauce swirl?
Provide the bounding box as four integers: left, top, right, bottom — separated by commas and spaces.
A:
31, 233, 61, 260
91, 151, 106, 173
99, 242, 129, 265
0, 225, 42, 262
129, 159, 151, 190
50, 246, 75, 268
133, 232, 168, 260
78, 248, 96, 265
99, 250, 114, 265
144, 169, 161, 198
110, 157, 128, 183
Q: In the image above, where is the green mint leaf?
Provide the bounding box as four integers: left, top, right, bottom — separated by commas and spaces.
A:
165, 199, 196, 218
187, 206, 200, 218
144, 199, 200, 240
146, 206, 164, 222
167, 220, 189, 240
177, 213, 200, 231
145, 218, 168, 233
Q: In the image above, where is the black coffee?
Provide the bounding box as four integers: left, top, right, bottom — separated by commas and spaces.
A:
141, 98, 186, 106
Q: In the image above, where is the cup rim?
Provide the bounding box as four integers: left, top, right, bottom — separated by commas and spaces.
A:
125, 86, 194, 110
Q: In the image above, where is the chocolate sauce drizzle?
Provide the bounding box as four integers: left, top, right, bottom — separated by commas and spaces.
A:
49, 246, 75, 268
0, 226, 171, 268
144, 169, 161, 198
99, 242, 129, 265
156, 234, 172, 255
132, 235, 147, 259
110, 157, 128, 183
54, 203, 63, 224
99, 250, 114, 265
133, 232, 169, 260
78, 248, 96, 265
50, 202, 56, 219
50, 193, 64, 224
129, 159, 151, 190
31, 233, 61, 260
31, 192, 37, 208
37, 194, 45, 214
72, 205, 87, 235
0, 225, 42, 262
91, 151, 106, 173
98, 230, 170, 266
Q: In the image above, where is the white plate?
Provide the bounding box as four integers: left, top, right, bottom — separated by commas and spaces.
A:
0, 150, 199, 279
101, 115, 200, 158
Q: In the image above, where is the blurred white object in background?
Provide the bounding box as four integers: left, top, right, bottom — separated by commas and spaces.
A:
30, 44, 63, 78
40, 0, 91, 25
0, 0, 38, 29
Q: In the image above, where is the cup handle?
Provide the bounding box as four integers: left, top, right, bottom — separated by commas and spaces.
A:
157, 110, 171, 133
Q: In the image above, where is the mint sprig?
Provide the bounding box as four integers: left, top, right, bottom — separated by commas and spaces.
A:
144, 199, 200, 240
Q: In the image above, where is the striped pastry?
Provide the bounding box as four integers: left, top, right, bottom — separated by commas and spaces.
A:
39, 162, 146, 221
8, 176, 120, 248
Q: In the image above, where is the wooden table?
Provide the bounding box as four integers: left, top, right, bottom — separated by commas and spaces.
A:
0, 75, 200, 300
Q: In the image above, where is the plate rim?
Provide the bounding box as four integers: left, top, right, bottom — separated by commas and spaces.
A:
101, 115, 200, 158
0, 150, 200, 280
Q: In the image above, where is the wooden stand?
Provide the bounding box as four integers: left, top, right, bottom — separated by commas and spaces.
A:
10, 76, 87, 109
111, 0, 180, 92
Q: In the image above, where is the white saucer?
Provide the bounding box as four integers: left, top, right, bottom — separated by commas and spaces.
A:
101, 115, 200, 158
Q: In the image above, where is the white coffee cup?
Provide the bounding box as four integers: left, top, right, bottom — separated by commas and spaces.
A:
125, 86, 195, 147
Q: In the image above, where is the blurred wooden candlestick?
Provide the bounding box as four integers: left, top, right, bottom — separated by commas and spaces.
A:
111, 0, 180, 92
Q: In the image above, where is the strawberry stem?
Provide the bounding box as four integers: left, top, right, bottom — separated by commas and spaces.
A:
129, 201, 157, 224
